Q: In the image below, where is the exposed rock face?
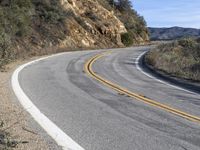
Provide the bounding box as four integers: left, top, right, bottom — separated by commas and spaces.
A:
59, 0, 127, 48
0, 0, 148, 63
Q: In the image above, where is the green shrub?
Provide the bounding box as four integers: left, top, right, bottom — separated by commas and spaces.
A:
0, 32, 11, 67
11, 0, 32, 8
178, 38, 196, 48
0, 0, 32, 37
0, 32, 11, 59
121, 32, 134, 46
33, 0, 66, 24
14, 8, 32, 37
97, 0, 148, 44
85, 12, 99, 21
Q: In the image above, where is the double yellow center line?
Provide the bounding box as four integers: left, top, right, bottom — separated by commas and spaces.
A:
84, 52, 200, 123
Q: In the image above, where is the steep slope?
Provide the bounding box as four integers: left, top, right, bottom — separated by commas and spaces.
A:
149, 27, 200, 40
97, 0, 149, 44
0, 0, 148, 67
60, 0, 127, 48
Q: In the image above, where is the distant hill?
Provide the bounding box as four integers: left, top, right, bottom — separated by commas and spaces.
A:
148, 27, 200, 40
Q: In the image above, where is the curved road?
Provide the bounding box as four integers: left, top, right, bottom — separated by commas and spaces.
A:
17, 47, 200, 150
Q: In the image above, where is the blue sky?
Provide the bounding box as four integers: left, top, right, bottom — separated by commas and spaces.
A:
132, 0, 200, 28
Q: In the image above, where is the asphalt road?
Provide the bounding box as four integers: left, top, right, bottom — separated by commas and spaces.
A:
18, 47, 200, 150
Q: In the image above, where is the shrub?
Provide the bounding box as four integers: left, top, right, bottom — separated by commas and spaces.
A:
97, 0, 148, 44
178, 38, 196, 48
0, 32, 11, 59
121, 32, 133, 46
145, 39, 200, 81
0, 32, 12, 67
0, 0, 32, 37
11, 0, 32, 8
13, 8, 32, 37
116, 0, 132, 12
85, 12, 99, 21
196, 37, 200, 43
33, 0, 66, 24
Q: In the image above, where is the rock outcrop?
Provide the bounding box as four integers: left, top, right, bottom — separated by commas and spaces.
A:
59, 0, 127, 48
0, 0, 149, 64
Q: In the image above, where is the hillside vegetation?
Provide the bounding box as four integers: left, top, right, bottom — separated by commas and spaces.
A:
145, 38, 200, 82
97, 0, 149, 45
0, 0, 149, 68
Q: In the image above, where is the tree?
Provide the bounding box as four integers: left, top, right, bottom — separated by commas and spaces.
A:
108, 0, 114, 7
116, 0, 132, 12
108, 0, 118, 8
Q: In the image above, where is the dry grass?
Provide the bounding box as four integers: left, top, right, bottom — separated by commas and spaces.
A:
145, 38, 200, 82
0, 123, 28, 150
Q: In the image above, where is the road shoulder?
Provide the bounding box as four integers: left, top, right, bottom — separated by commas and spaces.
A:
0, 58, 51, 150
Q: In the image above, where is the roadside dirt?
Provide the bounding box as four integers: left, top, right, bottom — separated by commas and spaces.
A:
0, 58, 50, 150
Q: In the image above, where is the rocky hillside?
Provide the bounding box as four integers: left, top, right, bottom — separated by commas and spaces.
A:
0, 0, 149, 67
149, 27, 200, 40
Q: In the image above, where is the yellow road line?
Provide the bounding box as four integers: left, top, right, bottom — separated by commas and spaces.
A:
84, 52, 200, 123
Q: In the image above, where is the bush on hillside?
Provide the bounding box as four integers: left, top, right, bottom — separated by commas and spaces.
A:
145, 38, 200, 81
0, 0, 32, 37
121, 32, 134, 46
0, 32, 11, 66
116, 0, 132, 12
116, 0, 148, 43
32, 0, 66, 23
0, 0, 68, 66
97, 0, 149, 45
178, 38, 196, 48
0, 32, 11, 58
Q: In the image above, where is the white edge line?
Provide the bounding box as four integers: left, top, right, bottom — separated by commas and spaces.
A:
11, 52, 85, 150
136, 51, 199, 95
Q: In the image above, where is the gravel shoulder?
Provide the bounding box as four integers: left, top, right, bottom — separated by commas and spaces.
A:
0, 58, 50, 150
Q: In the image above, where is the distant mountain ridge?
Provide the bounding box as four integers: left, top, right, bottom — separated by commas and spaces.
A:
148, 27, 200, 40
